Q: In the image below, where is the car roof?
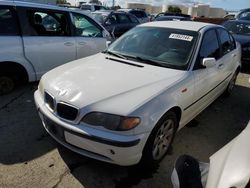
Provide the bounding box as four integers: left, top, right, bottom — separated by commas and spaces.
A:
93, 10, 133, 15
0, 0, 70, 12
139, 21, 216, 31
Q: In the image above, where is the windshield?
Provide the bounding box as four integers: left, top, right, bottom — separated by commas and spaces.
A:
224, 22, 250, 36
107, 27, 198, 70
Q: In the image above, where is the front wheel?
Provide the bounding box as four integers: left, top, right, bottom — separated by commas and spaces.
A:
141, 111, 178, 165
0, 75, 15, 95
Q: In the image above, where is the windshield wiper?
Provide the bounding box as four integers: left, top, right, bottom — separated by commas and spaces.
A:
124, 55, 169, 68
102, 50, 127, 60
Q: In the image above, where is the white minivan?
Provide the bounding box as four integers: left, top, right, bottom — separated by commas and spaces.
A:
0, 1, 110, 95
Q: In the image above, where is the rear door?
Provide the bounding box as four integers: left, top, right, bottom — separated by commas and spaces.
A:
216, 28, 238, 89
70, 12, 107, 59
0, 6, 23, 64
17, 7, 76, 79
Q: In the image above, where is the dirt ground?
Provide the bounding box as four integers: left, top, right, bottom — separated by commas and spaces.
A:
0, 69, 249, 188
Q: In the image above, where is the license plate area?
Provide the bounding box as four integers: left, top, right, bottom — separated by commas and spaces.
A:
43, 115, 65, 141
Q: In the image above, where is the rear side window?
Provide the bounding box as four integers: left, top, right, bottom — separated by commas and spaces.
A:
0, 7, 19, 36
199, 29, 220, 60
117, 14, 131, 23
217, 28, 235, 55
130, 10, 146, 18
129, 15, 139, 23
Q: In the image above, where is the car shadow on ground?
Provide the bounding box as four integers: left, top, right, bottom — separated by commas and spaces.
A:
57, 84, 250, 188
0, 83, 56, 165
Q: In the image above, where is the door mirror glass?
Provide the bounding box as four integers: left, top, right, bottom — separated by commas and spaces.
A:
202, 58, 216, 68
106, 40, 112, 47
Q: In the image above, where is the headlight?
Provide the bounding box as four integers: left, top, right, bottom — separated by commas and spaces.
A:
81, 112, 140, 131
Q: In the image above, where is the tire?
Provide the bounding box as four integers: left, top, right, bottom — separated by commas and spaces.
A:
0, 75, 15, 95
223, 71, 238, 97
141, 111, 178, 165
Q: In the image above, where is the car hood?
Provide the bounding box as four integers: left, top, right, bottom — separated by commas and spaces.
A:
233, 34, 250, 46
41, 53, 187, 114
206, 121, 250, 188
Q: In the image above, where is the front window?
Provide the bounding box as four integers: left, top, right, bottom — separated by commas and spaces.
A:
107, 27, 198, 70
72, 13, 102, 37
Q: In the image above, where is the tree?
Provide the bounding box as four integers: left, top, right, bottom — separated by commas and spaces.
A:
168, 6, 182, 13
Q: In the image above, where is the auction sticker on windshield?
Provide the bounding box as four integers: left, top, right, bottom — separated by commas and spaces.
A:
169, 33, 193, 41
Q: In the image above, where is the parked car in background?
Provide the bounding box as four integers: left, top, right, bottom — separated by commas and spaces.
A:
0, 1, 110, 95
154, 15, 192, 21
236, 8, 250, 21
80, 3, 108, 12
117, 9, 149, 23
91, 10, 139, 38
154, 12, 192, 21
35, 21, 241, 166
223, 13, 236, 20
223, 20, 250, 65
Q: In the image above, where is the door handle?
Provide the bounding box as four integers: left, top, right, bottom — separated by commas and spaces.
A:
232, 53, 237, 57
64, 42, 74, 46
218, 64, 224, 69
78, 42, 86, 45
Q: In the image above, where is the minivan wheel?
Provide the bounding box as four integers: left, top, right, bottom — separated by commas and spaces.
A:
141, 111, 178, 164
0, 75, 15, 95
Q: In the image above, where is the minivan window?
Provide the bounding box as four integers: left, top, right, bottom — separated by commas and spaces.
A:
72, 13, 102, 37
0, 8, 19, 36
26, 10, 70, 36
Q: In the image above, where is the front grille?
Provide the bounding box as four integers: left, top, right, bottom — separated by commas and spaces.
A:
44, 91, 55, 111
57, 102, 78, 121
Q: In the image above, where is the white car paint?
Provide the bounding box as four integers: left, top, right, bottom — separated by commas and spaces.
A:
34, 21, 241, 166
206, 121, 250, 188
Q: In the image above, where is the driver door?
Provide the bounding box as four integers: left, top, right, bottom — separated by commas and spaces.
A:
188, 29, 222, 119
71, 12, 107, 59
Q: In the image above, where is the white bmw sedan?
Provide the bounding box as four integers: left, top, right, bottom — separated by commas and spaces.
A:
34, 21, 241, 166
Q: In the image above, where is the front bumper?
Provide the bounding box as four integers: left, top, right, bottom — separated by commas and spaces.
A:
34, 90, 150, 166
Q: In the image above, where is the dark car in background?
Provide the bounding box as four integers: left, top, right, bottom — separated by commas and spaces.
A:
91, 10, 139, 38
117, 9, 149, 23
154, 15, 192, 21
223, 20, 250, 64
236, 8, 250, 21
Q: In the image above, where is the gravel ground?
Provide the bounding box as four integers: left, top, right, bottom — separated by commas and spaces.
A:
0, 69, 249, 188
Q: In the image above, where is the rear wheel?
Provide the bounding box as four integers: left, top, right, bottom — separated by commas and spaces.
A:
224, 71, 238, 96
0, 75, 15, 95
141, 111, 178, 165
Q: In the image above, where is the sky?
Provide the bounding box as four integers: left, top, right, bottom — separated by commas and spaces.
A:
101, 0, 250, 11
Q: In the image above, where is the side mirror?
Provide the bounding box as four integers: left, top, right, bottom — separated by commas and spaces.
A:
102, 30, 111, 38
106, 41, 112, 47
202, 58, 216, 68
105, 20, 112, 26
